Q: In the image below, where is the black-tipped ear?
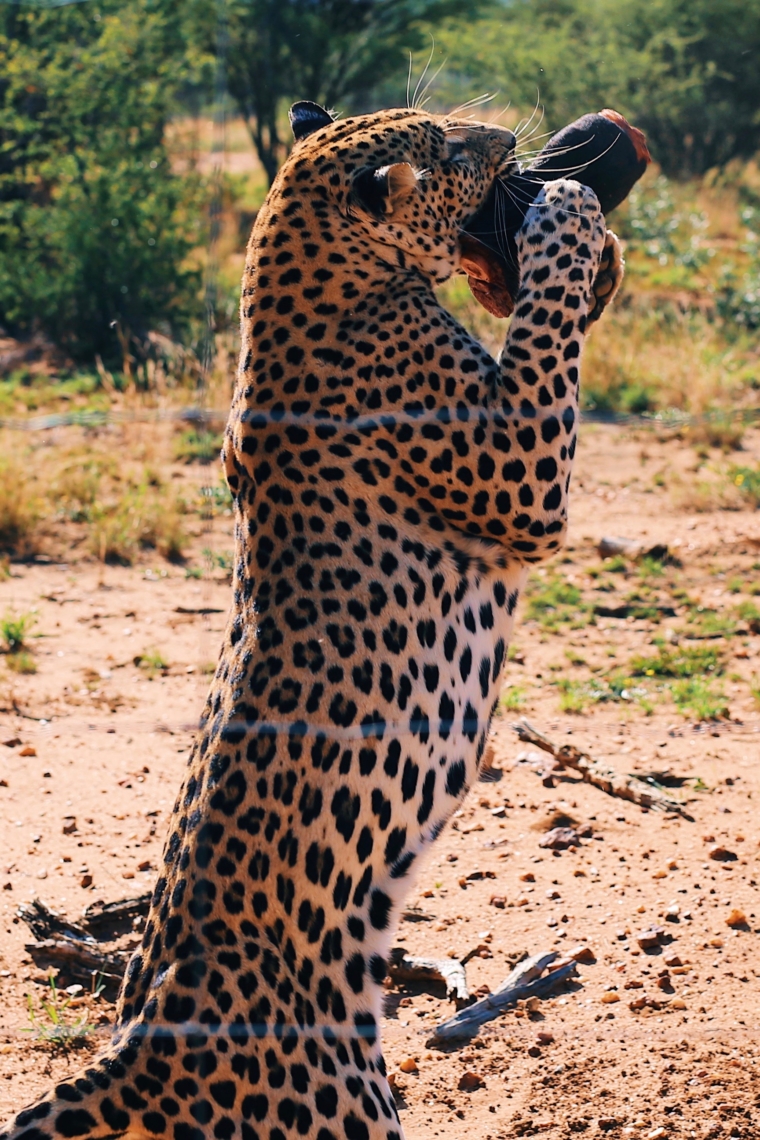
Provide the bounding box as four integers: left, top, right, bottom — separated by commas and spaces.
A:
350, 163, 419, 219
289, 101, 334, 141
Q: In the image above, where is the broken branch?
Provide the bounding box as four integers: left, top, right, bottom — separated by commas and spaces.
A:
513, 719, 693, 817
431, 951, 577, 1041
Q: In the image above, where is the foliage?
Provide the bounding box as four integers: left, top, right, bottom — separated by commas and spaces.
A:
525, 574, 589, 631
136, 648, 169, 678
628, 645, 722, 678
188, 0, 485, 185
0, 0, 202, 363
730, 465, 760, 509
0, 610, 36, 654
23, 973, 103, 1044
438, 0, 760, 178
0, 454, 39, 555
500, 685, 525, 712
174, 429, 223, 465
670, 677, 728, 721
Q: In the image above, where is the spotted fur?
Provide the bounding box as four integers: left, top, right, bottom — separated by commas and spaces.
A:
3, 105, 621, 1140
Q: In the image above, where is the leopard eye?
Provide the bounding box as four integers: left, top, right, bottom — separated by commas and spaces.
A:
445, 137, 470, 166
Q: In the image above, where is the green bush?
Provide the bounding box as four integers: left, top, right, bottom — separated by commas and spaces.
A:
438, 0, 760, 178
0, 1, 202, 364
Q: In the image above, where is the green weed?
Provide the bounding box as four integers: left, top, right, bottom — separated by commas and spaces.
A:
604, 556, 628, 574
135, 649, 168, 679
683, 608, 736, 639
500, 686, 526, 712
525, 575, 590, 631
629, 645, 723, 678
735, 600, 760, 632
638, 556, 665, 579
555, 676, 649, 715
6, 650, 36, 674
670, 678, 729, 721
730, 465, 760, 508
202, 548, 233, 573
23, 973, 104, 1044
174, 429, 223, 465
750, 676, 760, 709
0, 610, 36, 654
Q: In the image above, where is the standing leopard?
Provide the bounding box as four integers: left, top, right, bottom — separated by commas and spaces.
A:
3, 102, 622, 1140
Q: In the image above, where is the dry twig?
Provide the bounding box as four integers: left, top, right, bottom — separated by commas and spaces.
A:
513, 719, 694, 817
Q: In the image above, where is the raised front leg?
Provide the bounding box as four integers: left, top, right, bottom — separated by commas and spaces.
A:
487, 178, 607, 561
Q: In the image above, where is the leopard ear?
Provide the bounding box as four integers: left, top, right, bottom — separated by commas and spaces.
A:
350, 162, 419, 219
289, 101, 334, 141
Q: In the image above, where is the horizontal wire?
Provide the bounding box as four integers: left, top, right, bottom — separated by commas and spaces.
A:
2, 405, 759, 434
5, 715, 759, 738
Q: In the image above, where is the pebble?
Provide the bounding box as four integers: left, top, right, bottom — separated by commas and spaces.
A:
399, 1057, 418, 1073
726, 908, 747, 928
458, 1071, 484, 1091
601, 991, 620, 1004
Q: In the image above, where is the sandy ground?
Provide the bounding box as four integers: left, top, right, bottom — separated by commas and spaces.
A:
1, 423, 760, 1138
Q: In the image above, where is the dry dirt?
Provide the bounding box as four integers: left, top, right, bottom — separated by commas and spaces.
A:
1, 423, 760, 1139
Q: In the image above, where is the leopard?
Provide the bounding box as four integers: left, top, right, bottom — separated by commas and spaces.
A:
3, 100, 623, 1140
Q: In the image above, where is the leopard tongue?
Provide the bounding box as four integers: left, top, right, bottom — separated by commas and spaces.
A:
459, 232, 514, 320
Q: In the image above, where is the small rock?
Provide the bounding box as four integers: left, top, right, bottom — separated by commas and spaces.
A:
2, 882, 11, 891
2, 738, 21, 748
726, 908, 747, 928
709, 937, 724, 949
636, 926, 665, 950
19, 746, 36, 757
539, 827, 580, 850
663, 954, 682, 968
708, 845, 737, 862
458, 1071, 484, 1091
652, 870, 667, 880
601, 991, 620, 1004
62, 817, 77, 835
567, 944, 595, 963
527, 1045, 541, 1058
520, 872, 536, 883
646, 1129, 666, 1140
670, 998, 687, 1010
122, 871, 135, 880
536, 1031, 554, 1045
399, 1057, 418, 1074
137, 860, 152, 873
489, 895, 507, 909
80, 874, 93, 888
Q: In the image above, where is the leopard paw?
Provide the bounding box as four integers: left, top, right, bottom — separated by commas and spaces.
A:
587, 229, 624, 326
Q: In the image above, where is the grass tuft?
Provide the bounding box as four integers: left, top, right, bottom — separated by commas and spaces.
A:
0, 610, 36, 654
0, 455, 40, 556
23, 973, 104, 1044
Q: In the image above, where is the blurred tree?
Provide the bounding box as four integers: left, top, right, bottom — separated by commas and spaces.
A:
439, 0, 760, 178
0, 0, 202, 363
189, 0, 489, 186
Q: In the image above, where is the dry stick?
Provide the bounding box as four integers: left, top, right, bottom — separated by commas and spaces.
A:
432, 951, 577, 1041
388, 949, 470, 1009
513, 718, 693, 818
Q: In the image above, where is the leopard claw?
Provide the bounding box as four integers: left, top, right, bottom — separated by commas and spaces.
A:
587, 229, 624, 326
